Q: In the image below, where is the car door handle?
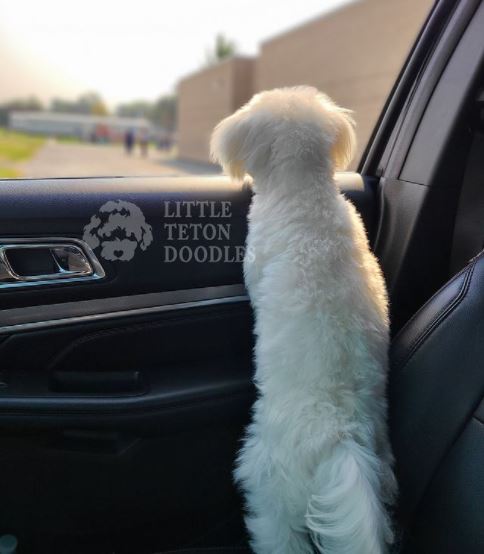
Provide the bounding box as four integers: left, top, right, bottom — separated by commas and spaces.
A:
0, 238, 105, 288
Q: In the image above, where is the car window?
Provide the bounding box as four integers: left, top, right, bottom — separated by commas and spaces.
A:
0, 0, 433, 179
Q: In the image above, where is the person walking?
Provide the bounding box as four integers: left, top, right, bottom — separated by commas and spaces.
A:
139, 129, 149, 157
124, 128, 135, 155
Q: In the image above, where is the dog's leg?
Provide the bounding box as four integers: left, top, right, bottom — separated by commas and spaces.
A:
235, 427, 315, 554
306, 439, 393, 554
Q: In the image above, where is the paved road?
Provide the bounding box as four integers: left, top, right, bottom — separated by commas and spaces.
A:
20, 140, 220, 179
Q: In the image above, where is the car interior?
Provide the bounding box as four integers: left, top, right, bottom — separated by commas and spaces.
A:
0, 0, 483, 553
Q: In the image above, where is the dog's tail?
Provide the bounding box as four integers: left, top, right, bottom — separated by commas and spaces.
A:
306, 439, 394, 554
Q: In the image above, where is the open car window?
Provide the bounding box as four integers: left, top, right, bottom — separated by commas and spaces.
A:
1, 0, 433, 180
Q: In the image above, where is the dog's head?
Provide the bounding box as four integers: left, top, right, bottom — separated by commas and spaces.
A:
211, 86, 356, 182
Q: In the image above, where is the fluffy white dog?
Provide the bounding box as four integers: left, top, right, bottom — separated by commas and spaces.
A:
211, 87, 397, 554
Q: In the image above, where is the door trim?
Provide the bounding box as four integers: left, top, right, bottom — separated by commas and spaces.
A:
0, 284, 249, 334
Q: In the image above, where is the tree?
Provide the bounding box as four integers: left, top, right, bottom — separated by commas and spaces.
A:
0, 96, 43, 126
80, 92, 109, 116
90, 99, 109, 116
50, 97, 76, 113
50, 92, 109, 116
150, 95, 177, 131
205, 34, 237, 66
116, 100, 153, 119
115, 95, 177, 131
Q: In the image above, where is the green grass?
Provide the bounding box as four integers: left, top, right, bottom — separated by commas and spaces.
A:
0, 128, 45, 179
0, 128, 45, 162
0, 166, 21, 178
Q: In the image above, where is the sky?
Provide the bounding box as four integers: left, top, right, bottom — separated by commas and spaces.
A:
0, 0, 353, 108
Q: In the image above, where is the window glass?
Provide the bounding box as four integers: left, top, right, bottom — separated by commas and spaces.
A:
0, 0, 433, 179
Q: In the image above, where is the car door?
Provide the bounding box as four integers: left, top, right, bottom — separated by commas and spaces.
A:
1, 0, 478, 552
0, 176, 255, 553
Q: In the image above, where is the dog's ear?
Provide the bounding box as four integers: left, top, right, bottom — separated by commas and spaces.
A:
210, 110, 251, 180
329, 106, 356, 172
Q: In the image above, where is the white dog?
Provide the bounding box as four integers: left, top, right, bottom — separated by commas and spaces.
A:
211, 87, 397, 554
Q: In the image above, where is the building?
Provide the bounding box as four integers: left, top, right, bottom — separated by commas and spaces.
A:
177, 57, 255, 162
9, 111, 151, 142
177, 0, 434, 166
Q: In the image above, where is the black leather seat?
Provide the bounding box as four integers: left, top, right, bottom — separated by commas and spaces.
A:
390, 250, 484, 553
164, 252, 484, 554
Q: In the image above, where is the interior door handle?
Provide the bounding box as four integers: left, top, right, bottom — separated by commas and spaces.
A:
0, 238, 105, 288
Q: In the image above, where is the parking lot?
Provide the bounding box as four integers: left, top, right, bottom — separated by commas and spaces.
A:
19, 139, 220, 178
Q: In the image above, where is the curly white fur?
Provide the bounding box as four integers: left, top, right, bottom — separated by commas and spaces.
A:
211, 87, 397, 554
